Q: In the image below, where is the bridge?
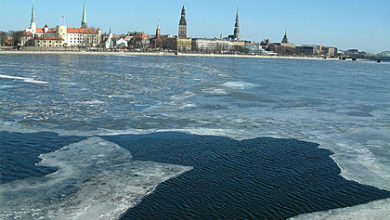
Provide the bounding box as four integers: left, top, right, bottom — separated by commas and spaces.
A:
377, 51, 390, 58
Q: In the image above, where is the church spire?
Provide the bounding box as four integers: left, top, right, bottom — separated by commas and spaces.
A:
282, 30, 289, 43
178, 5, 187, 39
81, 0, 87, 28
233, 8, 240, 41
235, 8, 239, 28
156, 20, 160, 39
31, 3, 35, 23
179, 5, 187, 25
29, 1, 37, 33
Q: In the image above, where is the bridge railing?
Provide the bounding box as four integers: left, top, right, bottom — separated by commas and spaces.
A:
377, 50, 390, 58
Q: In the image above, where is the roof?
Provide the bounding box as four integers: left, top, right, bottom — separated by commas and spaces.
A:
179, 6, 187, 25
36, 28, 56, 33
23, 32, 34, 37
67, 28, 98, 34
36, 37, 64, 41
134, 33, 149, 39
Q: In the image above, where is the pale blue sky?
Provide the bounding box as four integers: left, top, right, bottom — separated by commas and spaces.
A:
0, 0, 389, 53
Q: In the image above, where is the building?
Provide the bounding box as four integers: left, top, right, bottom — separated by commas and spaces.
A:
164, 38, 192, 51
296, 45, 321, 56
321, 47, 338, 57
232, 41, 245, 51
162, 5, 191, 51
64, 27, 101, 48
192, 38, 233, 53
129, 33, 150, 49
151, 22, 163, 49
178, 6, 187, 39
104, 31, 115, 49
281, 31, 289, 44
228, 9, 240, 41
116, 38, 128, 48
22, 1, 102, 49
244, 42, 265, 55
25, 4, 37, 35
34, 37, 64, 48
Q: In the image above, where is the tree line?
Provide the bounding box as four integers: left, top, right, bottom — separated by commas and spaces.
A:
0, 31, 24, 46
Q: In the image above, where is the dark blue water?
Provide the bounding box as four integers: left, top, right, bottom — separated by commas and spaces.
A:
106, 133, 390, 219
0, 132, 84, 183
1, 131, 389, 219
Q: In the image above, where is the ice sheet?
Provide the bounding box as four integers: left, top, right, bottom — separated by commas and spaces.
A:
0, 74, 47, 84
0, 137, 192, 220
290, 198, 390, 220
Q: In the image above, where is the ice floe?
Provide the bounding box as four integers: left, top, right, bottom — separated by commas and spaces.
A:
0, 74, 47, 84
0, 137, 192, 220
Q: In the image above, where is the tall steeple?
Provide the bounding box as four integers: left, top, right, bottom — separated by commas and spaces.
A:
233, 8, 240, 41
81, 0, 87, 28
155, 21, 162, 48
156, 21, 161, 39
31, 3, 35, 23
282, 31, 289, 44
178, 5, 187, 39
30, 1, 37, 33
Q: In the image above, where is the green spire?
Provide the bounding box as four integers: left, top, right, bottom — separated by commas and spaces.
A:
233, 7, 240, 41
81, 0, 87, 27
31, 3, 35, 23
235, 8, 239, 27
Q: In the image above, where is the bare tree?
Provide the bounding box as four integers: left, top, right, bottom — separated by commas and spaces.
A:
0, 31, 8, 46
9, 31, 24, 46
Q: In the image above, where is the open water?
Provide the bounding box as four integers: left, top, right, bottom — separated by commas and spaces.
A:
0, 54, 389, 219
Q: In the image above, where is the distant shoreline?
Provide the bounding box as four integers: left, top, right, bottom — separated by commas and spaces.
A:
0, 50, 341, 61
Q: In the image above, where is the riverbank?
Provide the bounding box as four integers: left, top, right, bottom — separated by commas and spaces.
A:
0, 50, 340, 61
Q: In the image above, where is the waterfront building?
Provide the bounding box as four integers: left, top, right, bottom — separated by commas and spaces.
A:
178, 6, 187, 39
279, 32, 296, 55
232, 41, 245, 52
244, 42, 265, 54
151, 22, 163, 49
260, 39, 271, 49
129, 33, 150, 49
64, 27, 102, 48
103, 30, 115, 49
163, 5, 191, 51
281, 31, 289, 44
321, 47, 338, 57
25, 4, 37, 35
227, 8, 243, 43
261, 33, 295, 55
164, 38, 192, 51
22, 1, 102, 49
34, 37, 64, 48
296, 45, 321, 56
116, 38, 128, 48
191, 38, 233, 53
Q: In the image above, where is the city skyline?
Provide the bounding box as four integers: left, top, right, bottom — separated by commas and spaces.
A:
0, 0, 389, 53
